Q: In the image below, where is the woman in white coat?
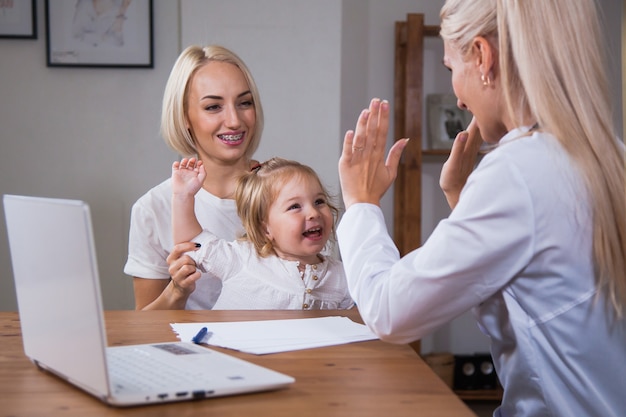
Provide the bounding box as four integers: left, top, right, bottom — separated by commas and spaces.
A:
337, 0, 626, 415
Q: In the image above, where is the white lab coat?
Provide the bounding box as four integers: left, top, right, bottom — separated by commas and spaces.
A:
337, 127, 626, 416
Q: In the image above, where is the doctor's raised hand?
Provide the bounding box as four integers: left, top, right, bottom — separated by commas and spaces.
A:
439, 117, 483, 209
338, 98, 409, 209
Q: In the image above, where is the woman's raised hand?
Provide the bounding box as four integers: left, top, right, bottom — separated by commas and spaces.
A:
439, 117, 483, 209
338, 98, 409, 209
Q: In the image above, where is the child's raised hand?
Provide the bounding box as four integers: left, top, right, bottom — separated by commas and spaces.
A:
172, 157, 207, 196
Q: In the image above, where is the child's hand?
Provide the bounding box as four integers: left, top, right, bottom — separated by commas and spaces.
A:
172, 158, 207, 197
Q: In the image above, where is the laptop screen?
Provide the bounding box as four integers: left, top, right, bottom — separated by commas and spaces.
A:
3, 194, 110, 396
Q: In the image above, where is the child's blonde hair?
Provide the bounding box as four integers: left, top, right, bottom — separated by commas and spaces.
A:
235, 157, 339, 257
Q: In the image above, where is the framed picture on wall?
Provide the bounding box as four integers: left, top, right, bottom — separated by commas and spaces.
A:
426, 94, 472, 150
0, 0, 37, 39
45, 0, 153, 68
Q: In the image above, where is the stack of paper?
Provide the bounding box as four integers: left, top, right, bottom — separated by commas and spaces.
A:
170, 316, 378, 355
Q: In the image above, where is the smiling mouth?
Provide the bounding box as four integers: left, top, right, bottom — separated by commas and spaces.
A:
218, 133, 244, 143
303, 227, 323, 238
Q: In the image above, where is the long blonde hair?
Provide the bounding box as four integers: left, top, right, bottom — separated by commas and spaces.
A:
440, 0, 626, 317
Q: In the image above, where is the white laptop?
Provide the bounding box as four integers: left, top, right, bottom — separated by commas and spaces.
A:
3, 194, 294, 407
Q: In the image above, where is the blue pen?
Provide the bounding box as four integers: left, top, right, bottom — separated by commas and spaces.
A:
192, 327, 208, 344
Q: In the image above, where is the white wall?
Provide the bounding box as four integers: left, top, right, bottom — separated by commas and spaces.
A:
0, 0, 181, 311
179, 0, 344, 195
0, 0, 622, 356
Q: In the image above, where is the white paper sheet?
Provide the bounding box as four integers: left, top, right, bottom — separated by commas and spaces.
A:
170, 316, 378, 355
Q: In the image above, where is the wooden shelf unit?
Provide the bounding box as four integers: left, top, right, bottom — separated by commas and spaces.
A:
393, 13, 440, 357
455, 387, 503, 402
393, 13, 440, 260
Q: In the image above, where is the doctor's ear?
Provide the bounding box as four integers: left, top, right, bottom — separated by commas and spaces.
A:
472, 36, 496, 78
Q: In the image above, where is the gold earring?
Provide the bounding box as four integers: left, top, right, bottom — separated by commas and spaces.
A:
481, 73, 491, 86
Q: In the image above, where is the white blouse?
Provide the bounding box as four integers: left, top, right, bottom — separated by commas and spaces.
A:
189, 230, 354, 310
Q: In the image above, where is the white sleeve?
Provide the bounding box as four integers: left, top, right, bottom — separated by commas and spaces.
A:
337, 154, 535, 343
187, 231, 243, 280
124, 198, 170, 279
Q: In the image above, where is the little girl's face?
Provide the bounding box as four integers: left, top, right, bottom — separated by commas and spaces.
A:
264, 175, 333, 264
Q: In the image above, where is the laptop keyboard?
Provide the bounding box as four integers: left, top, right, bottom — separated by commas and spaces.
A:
107, 345, 212, 394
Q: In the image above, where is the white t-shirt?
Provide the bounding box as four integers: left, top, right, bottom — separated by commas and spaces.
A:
337, 127, 626, 416
190, 230, 353, 310
124, 178, 244, 309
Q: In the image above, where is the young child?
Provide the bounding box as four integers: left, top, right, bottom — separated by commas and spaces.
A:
171, 157, 354, 310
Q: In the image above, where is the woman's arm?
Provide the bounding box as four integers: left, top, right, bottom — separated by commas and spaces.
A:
133, 277, 175, 310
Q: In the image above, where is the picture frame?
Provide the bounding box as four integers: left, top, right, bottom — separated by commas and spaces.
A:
426, 94, 472, 150
45, 0, 153, 68
0, 0, 37, 39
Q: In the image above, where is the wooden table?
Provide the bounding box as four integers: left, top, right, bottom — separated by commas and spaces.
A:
0, 309, 476, 417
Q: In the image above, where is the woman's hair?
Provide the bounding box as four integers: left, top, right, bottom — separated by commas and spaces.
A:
234, 157, 339, 257
440, 0, 626, 317
161, 44, 264, 159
